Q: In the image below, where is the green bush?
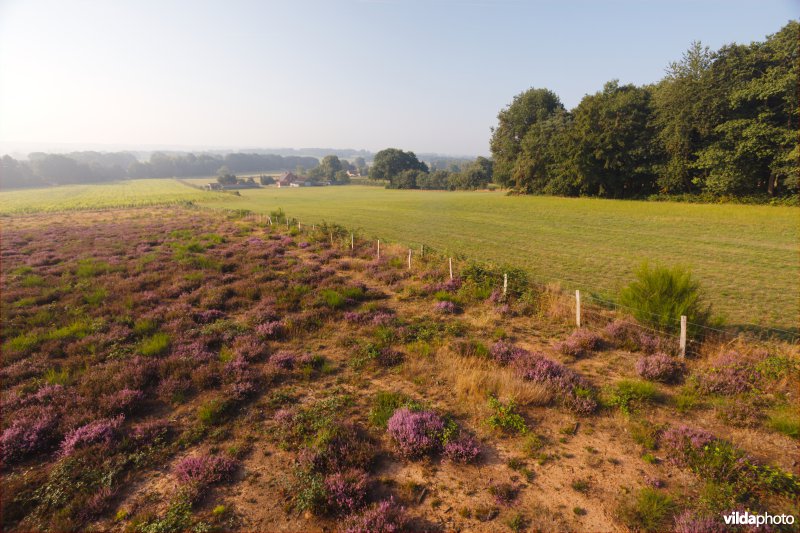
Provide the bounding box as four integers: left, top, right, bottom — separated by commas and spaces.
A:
619, 262, 712, 335
486, 396, 527, 435
198, 399, 227, 426
617, 488, 676, 532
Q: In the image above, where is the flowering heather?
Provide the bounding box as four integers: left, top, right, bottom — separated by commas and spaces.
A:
488, 289, 506, 304
195, 309, 225, 324
673, 510, 722, 533
174, 453, 237, 487
325, 469, 369, 514
343, 498, 407, 533
99, 388, 144, 416
60, 415, 124, 457
514, 352, 598, 415
489, 482, 519, 505
698, 352, 760, 395
271, 350, 296, 370
386, 408, 445, 458
554, 329, 603, 357
660, 425, 716, 467
131, 419, 170, 442
232, 336, 268, 361
298, 241, 310, 249
443, 433, 481, 464
490, 340, 528, 366
274, 408, 295, 425
157, 376, 193, 404
635, 353, 684, 383
434, 300, 460, 314
637, 333, 663, 354
256, 320, 284, 339
0, 410, 58, 463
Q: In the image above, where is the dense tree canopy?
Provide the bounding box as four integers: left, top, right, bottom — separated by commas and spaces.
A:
368, 148, 428, 185
490, 21, 799, 199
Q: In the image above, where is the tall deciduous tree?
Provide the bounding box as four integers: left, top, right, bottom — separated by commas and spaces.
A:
368, 148, 428, 185
489, 88, 564, 188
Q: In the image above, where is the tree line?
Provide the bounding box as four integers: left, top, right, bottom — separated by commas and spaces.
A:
0, 151, 321, 189
368, 148, 494, 190
490, 21, 798, 199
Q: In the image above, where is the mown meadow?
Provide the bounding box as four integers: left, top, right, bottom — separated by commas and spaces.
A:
1, 206, 798, 532
3, 180, 796, 331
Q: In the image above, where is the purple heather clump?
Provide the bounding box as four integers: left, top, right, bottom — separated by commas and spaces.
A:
131, 419, 170, 442
514, 352, 598, 415
298, 241, 310, 249
554, 329, 604, 357
635, 353, 684, 383
0, 410, 58, 463
386, 408, 445, 458
673, 510, 722, 533
698, 352, 759, 395
637, 333, 663, 354
344, 311, 365, 324
173, 454, 237, 486
325, 469, 369, 514
223, 357, 258, 401
343, 497, 407, 533
195, 309, 225, 324
280, 236, 294, 247
660, 425, 716, 467
232, 336, 268, 361
490, 340, 528, 366
60, 415, 124, 457
434, 300, 459, 314
99, 388, 144, 416
256, 320, 284, 339
443, 433, 481, 464
645, 475, 666, 489
274, 408, 295, 425
488, 289, 505, 304
371, 311, 394, 326
271, 350, 296, 370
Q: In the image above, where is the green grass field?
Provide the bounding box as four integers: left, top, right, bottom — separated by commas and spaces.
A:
0, 179, 231, 214
1, 180, 797, 330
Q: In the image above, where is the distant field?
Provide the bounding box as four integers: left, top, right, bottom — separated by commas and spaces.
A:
0, 179, 230, 214
1, 180, 797, 330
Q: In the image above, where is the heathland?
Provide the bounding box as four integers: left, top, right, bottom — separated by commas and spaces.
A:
2, 180, 796, 331
1, 207, 797, 532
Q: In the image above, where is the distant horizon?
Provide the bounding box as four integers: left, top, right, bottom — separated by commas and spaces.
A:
1, 0, 796, 156
0, 141, 480, 161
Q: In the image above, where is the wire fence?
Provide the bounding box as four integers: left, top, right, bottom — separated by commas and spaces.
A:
234, 209, 799, 347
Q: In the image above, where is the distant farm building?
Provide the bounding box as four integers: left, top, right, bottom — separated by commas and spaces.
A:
277, 172, 301, 188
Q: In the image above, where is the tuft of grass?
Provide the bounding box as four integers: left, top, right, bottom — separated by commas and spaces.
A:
198, 399, 227, 426
616, 488, 677, 532
44, 367, 70, 386
767, 405, 800, 438
605, 379, 659, 415
140, 332, 171, 357
133, 318, 158, 336
319, 289, 347, 309
571, 479, 591, 494
21, 274, 46, 287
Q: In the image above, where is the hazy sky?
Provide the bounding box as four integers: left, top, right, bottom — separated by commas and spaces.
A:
0, 0, 796, 156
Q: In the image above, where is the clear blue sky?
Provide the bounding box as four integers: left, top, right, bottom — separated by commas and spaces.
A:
0, 0, 796, 156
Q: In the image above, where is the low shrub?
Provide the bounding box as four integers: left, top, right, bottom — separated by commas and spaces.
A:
488, 482, 519, 505
443, 432, 481, 464
555, 329, 603, 358
486, 396, 527, 435
60, 415, 124, 457
324, 469, 369, 515
513, 353, 598, 415
386, 408, 445, 458
342, 497, 407, 533
635, 353, 684, 383
434, 300, 460, 314
490, 340, 528, 366
697, 352, 760, 395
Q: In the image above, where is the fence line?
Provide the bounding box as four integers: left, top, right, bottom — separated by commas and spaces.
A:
234, 208, 798, 343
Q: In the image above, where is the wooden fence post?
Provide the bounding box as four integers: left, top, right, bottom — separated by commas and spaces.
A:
421, 244, 424, 258
351, 233, 354, 250
575, 290, 581, 328
679, 315, 687, 358
407, 249, 412, 270
503, 273, 508, 297
268, 216, 272, 225
377, 240, 381, 259
449, 257, 453, 280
